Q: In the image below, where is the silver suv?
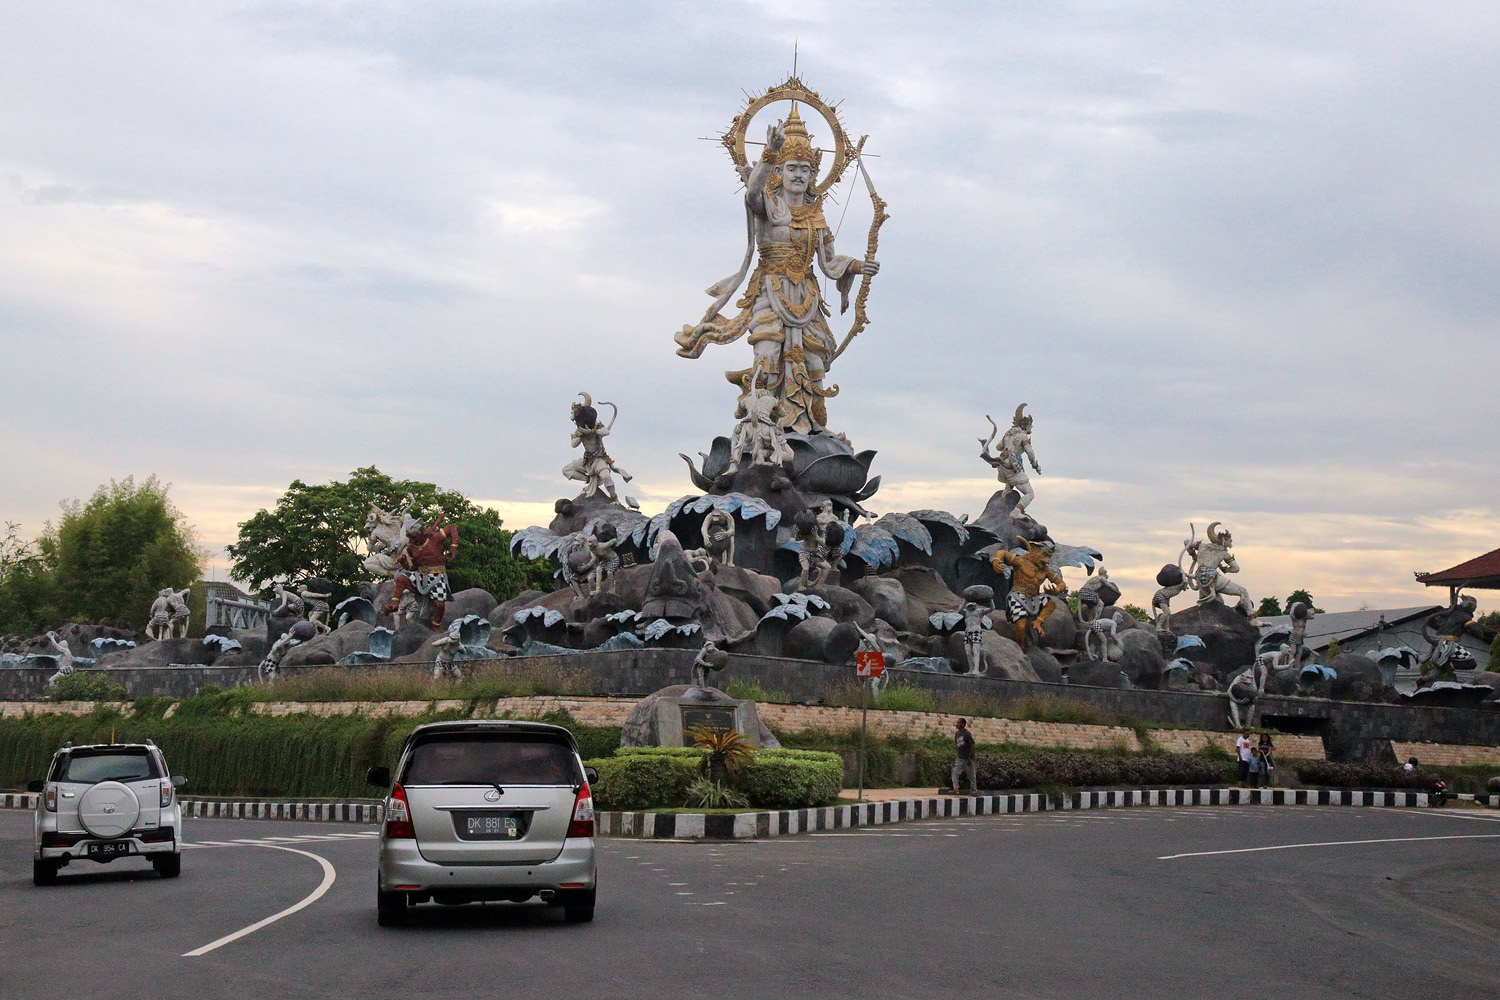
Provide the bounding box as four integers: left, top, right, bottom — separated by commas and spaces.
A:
368, 721, 598, 926
29, 741, 186, 885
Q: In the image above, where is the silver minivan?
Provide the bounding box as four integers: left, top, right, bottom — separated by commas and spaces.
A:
368, 720, 598, 926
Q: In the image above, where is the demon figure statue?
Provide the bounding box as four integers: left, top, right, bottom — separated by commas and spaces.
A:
992, 540, 1067, 648
382, 518, 460, 630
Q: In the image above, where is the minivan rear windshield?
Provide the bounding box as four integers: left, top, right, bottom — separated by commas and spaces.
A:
53, 750, 161, 784
401, 734, 580, 786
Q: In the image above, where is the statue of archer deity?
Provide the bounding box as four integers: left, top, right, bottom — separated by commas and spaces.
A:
675, 88, 881, 436
979, 405, 1041, 513
563, 392, 632, 502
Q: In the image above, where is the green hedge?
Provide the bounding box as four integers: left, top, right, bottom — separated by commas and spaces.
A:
587, 754, 699, 811
584, 747, 845, 811
976, 751, 1231, 790
1293, 760, 1441, 790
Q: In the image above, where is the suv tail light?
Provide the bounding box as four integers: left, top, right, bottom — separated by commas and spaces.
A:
567, 782, 595, 838
159, 779, 174, 807
44, 785, 57, 812
384, 783, 415, 839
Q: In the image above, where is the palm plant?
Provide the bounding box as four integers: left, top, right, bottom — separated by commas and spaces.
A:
686, 726, 756, 785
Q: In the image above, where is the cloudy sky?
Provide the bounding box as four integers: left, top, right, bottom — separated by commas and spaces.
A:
2, 1, 1496, 614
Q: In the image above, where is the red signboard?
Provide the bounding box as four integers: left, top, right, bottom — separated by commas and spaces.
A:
854, 651, 886, 678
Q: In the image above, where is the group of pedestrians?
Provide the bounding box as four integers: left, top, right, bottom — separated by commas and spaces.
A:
1235, 729, 1276, 788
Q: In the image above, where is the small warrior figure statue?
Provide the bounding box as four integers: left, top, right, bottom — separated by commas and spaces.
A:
1153, 522, 1253, 622
979, 405, 1041, 513
726, 362, 795, 474
166, 587, 191, 639
271, 585, 306, 620
298, 578, 333, 633
44, 631, 75, 687
1422, 594, 1478, 677
701, 509, 737, 569
1226, 662, 1266, 729
992, 540, 1067, 649
563, 392, 632, 502
146, 589, 174, 641
1076, 567, 1119, 626
792, 502, 845, 592
364, 496, 416, 579
690, 640, 730, 690
573, 522, 621, 598
959, 599, 993, 676
382, 519, 460, 630
430, 632, 465, 683
258, 630, 301, 684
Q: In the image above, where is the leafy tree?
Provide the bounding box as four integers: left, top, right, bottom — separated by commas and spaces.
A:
1325, 637, 1342, 660
1477, 610, 1500, 631
1121, 603, 1151, 622
0, 522, 54, 635
0, 478, 202, 634
227, 467, 551, 601
1488, 633, 1500, 674
1256, 597, 1283, 617
1283, 589, 1325, 614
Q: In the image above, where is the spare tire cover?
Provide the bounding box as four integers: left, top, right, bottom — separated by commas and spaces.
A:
78, 781, 141, 839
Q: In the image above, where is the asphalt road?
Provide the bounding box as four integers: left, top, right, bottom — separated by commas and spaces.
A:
3, 804, 1500, 999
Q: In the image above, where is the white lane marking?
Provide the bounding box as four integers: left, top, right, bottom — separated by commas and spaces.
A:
182, 844, 336, 957
1159, 834, 1500, 860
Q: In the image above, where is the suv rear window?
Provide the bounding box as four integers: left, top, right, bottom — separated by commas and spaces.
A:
401, 734, 580, 786
53, 750, 161, 784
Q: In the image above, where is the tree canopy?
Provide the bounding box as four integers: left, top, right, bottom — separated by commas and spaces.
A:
227, 467, 551, 601
0, 477, 203, 635
1283, 589, 1325, 614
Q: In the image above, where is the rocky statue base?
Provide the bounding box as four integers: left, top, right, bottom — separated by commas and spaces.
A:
621, 685, 780, 749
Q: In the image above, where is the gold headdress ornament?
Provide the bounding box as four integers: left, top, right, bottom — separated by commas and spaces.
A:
770, 106, 823, 175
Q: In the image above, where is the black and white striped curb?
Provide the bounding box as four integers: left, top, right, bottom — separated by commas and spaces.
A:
0, 793, 381, 823
597, 785, 1487, 840
4, 787, 1492, 837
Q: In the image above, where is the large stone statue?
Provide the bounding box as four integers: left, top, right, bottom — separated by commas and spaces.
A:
675, 96, 880, 436
563, 393, 632, 502
1152, 522, 1253, 623
992, 540, 1067, 648
299, 578, 333, 633
382, 519, 460, 630
979, 405, 1041, 512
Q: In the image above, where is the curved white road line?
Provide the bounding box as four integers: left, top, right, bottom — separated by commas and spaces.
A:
1158, 833, 1500, 861
182, 844, 337, 957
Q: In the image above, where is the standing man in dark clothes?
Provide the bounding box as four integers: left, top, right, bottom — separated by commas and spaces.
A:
951, 718, 978, 795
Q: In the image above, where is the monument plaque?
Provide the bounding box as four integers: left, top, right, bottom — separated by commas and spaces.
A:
679, 705, 737, 745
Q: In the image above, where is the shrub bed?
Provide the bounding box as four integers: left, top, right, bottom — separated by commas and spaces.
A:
584, 747, 844, 811
1293, 760, 1442, 790
976, 751, 1231, 790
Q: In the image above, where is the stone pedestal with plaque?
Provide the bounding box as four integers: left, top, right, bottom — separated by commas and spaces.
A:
620, 684, 781, 749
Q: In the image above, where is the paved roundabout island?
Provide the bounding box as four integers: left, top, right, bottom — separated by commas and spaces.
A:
4, 804, 1500, 999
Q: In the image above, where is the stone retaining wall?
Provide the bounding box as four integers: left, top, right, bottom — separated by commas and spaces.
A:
1391, 741, 1500, 768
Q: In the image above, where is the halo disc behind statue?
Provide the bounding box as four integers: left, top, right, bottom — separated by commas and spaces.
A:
723, 76, 852, 197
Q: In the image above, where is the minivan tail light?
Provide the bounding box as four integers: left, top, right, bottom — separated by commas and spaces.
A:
385, 783, 415, 839
567, 782, 595, 838
159, 779, 174, 807
44, 785, 57, 812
